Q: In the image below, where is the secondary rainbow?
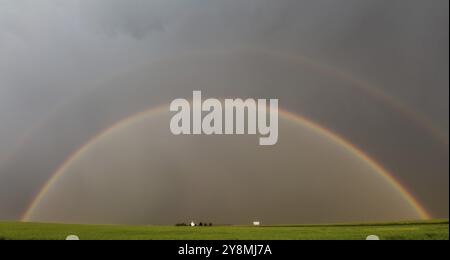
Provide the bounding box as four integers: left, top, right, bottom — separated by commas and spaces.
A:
258, 48, 448, 145
4, 48, 447, 182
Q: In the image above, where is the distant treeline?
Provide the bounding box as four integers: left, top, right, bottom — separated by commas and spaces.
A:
176, 222, 213, 227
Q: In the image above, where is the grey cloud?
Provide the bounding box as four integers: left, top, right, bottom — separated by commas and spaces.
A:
0, 0, 448, 222
79, 0, 168, 39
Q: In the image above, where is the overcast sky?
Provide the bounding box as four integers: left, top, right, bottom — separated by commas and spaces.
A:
0, 0, 448, 222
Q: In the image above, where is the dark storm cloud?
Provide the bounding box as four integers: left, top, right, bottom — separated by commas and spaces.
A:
81, 0, 449, 131
0, 0, 448, 221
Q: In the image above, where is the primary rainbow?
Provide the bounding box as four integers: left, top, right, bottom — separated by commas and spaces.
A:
21, 104, 431, 221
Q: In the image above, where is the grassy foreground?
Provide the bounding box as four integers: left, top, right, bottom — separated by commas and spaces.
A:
0, 220, 448, 240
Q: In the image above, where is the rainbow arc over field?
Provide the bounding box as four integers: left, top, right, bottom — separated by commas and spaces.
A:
5, 49, 448, 167
259, 49, 448, 145
22, 104, 431, 221
2, 49, 447, 194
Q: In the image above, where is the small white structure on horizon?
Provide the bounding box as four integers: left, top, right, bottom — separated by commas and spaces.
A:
366, 235, 380, 240
253, 221, 261, 226
190, 221, 196, 227
66, 235, 80, 240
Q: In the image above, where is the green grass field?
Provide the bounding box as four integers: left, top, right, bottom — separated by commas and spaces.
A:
0, 220, 448, 240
